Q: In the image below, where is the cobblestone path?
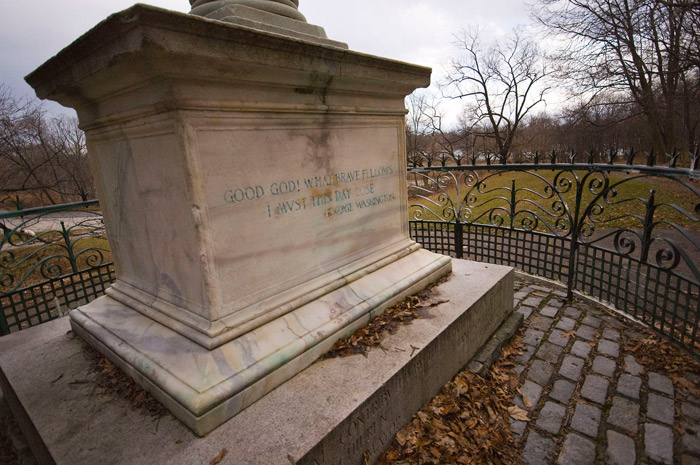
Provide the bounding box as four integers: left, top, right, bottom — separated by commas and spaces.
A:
511, 277, 700, 465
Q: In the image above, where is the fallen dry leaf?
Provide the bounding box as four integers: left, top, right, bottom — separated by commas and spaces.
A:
673, 375, 700, 398
561, 330, 576, 338
82, 343, 168, 418
508, 406, 530, 422
486, 405, 497, 422
522, 394, 532, 409
210, 448, 228, 465
324, 277, 448, 359
378, 328, 526, 465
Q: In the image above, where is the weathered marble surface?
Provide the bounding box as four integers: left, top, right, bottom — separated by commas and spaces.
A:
85, 113, 420, 349
27, 5, 434, 348
189, 0, 347, 48
190, 0, 307, 21
25, 4, 446, 436
72, 248, 450, 435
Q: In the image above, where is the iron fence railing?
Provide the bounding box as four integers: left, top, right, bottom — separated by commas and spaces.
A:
0, 201, 114, 334
408, 150, 700, 356
2, 149, 699, 357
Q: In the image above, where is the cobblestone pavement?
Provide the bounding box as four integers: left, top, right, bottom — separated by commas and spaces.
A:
511, 277, 700, 465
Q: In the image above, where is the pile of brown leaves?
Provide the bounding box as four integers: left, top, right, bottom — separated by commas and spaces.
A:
84, 344, 169, 418
622, 329, 700, 398
377, 339, 524, 465
324, 278, 449, 359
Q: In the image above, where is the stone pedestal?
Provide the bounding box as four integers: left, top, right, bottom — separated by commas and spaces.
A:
25, 4, 450, 435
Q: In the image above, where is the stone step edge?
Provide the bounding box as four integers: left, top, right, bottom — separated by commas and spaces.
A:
467, 311, 524, 376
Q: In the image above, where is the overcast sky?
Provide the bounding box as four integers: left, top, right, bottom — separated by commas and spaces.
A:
1, 0, 533, 119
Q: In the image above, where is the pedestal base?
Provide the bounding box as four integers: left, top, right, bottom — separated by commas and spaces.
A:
0, 259, 512, 464
200, 4, 349, 49
69, 249, 451, 436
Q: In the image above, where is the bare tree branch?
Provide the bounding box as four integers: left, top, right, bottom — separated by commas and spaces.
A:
0, 84, 95, 207
443, 27, 550, 158
533, 0, 700, 153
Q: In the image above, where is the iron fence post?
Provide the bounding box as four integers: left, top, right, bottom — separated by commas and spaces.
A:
0, 313, 10, 336
61, 221, 79, 274
640, 190, 656, 263
566, 172, 584, 301
455, 221, 464, 259
510, 179, 516, 230
566, 239, 579, 301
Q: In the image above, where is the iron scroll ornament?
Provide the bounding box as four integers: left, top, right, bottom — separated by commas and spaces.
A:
0, 201, 110, 294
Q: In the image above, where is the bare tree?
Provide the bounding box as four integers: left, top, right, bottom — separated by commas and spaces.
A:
0, 85, 94, 207
0, 85, 59, 205
421, 100, 473, 166
406, 91, 430, 168
49, 116, 94, 201
659, 0, 700, 68
444, 27, 549, 159
533, 0, 700, 154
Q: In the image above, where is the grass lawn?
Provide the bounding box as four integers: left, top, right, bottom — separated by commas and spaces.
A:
0, 235, 112, 293
408, 169, 700, 233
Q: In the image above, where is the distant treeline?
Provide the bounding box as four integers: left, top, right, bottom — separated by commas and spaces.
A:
408, 0, 700, 165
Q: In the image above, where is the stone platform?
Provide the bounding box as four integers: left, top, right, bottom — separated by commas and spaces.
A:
0, 259, 513, 465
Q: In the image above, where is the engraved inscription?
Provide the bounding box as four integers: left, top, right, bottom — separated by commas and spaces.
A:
222, 165, 396, 219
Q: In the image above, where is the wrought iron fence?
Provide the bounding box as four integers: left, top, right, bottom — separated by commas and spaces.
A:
408, 149, 700, 356
0, 201, 114, 334
1, 149, 699, 357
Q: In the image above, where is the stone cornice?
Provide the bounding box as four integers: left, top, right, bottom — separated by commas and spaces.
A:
26, 4, 430, 120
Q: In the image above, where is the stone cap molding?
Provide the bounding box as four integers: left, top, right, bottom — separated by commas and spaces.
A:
26, 4, 429, 128
190, 0, 307, 22
188, 0, 348, 49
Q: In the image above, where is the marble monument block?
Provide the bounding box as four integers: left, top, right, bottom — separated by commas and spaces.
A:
25, 3, 451, 435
